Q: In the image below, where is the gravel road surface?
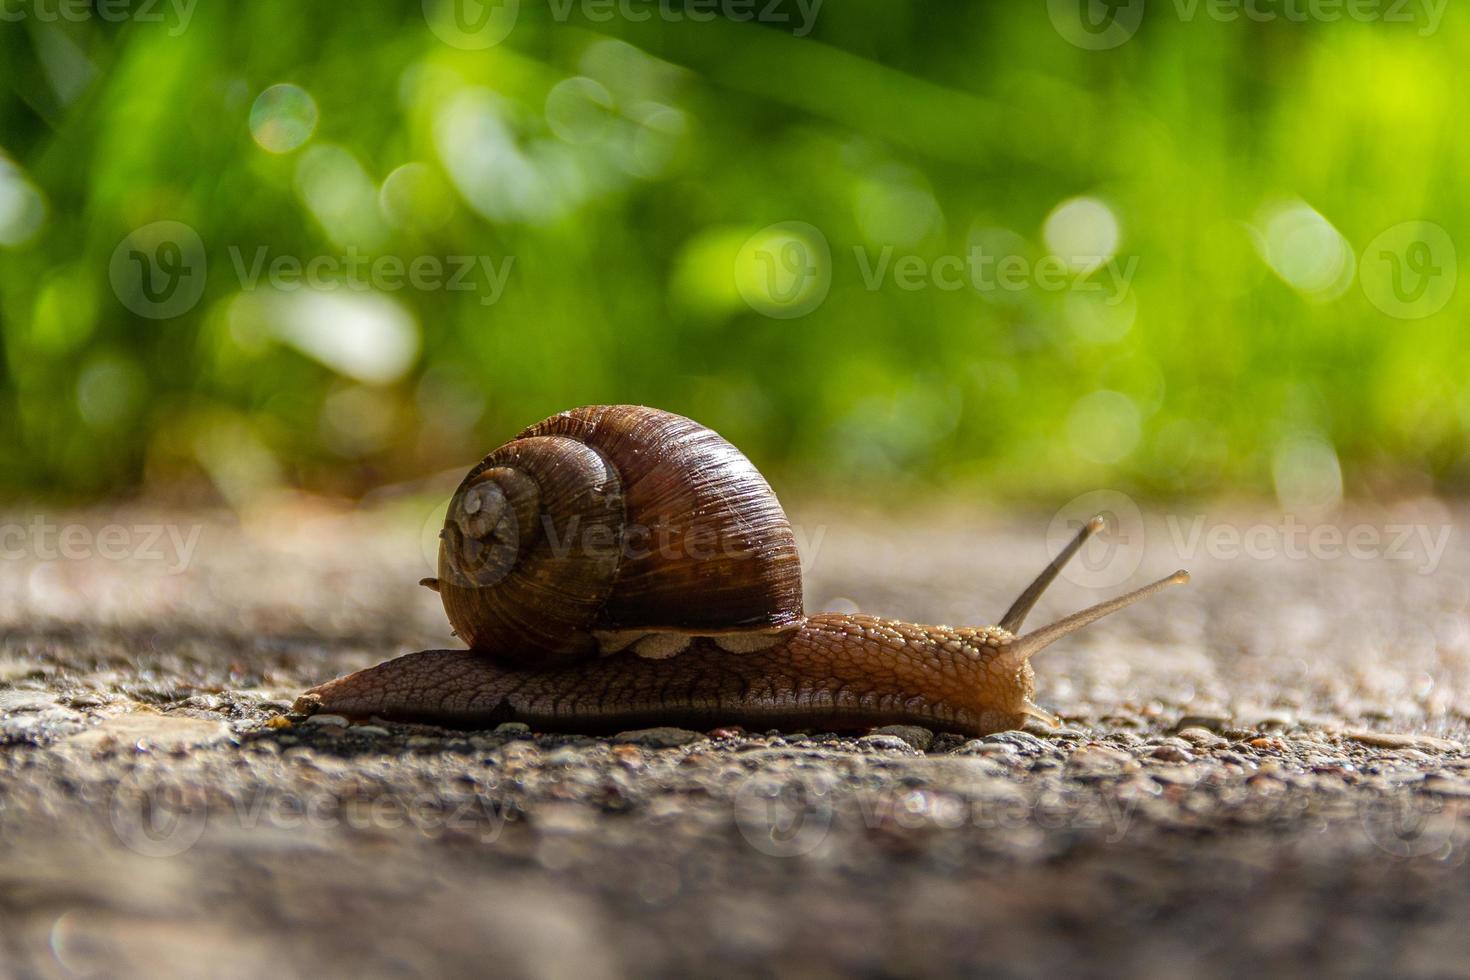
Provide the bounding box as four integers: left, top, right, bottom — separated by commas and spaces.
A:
2, 497, 1468, 978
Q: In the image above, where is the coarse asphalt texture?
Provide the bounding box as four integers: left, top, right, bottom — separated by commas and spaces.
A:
2, 497, 1468, 978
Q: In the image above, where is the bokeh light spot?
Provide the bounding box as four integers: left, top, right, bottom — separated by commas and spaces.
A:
231, 289, 420, 385
856, 168, 942, 246
1043, 196, 1119, 274
1066, 389, 1141, 464
32, 268, 97, 354
76, 355, 145, 431
670, 227, 749, 318
249, 83, 319, 154
1273, 435, 1343, 515
1064, 290, 1137, 345
545, 77, 615, 145
733, 221, 832, 319
967, 225, 1035, 306
295, 144, 385, 248
320, 385, 400, 458
0, 159, 47, 247
1255, 200, 1355, 301
378, 162, 454, 233
627, 103, 686, 178
436, 88, 569, 225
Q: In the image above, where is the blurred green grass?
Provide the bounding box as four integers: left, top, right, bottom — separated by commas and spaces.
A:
1, 3, 1466, 506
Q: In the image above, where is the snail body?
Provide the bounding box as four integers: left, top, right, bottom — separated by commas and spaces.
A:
299, 406, 1187, 737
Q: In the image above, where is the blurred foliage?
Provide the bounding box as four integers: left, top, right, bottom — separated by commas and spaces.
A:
1, 2, 1468, 505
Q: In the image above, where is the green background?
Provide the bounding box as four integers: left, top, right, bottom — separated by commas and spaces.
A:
1, 1, 1464, 505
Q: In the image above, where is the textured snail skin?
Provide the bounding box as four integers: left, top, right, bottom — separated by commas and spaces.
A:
295, 614, 1037, 737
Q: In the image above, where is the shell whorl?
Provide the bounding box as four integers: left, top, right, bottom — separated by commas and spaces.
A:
438, 435, 625, 666
436, 406, 804, 667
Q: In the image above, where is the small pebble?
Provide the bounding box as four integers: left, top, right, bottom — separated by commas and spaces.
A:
929, 733, 968, 753
0, 691, 55, 713
305, 714, 350, 727
1174, 713, 1231, 732
981, 731, 1048, 755
1150, 745, 1194, 763
1423, 775, 1470, 798
1068, 745, 1137, 776
856, 734, 919, 754
265, 715, 292, 730
1177, 727, 1228, 749
612, 727, 707, 748
871, 725, 934, 751
1149, 767, 1198, 786
1346, 731, 1460, 752
950, 739, 1016, 756
1238, 710, 1294, 731
494, 722, 532, 738
66, 713, 233, 751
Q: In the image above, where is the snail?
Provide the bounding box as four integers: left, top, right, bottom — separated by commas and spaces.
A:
295, 405, 1187, 737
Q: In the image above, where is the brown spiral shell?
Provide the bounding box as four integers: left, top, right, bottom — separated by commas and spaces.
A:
435, 405, 804, 667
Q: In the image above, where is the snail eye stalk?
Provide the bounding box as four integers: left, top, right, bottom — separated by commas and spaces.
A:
999, 570, 1191, 671
998, 514, 1106, 634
